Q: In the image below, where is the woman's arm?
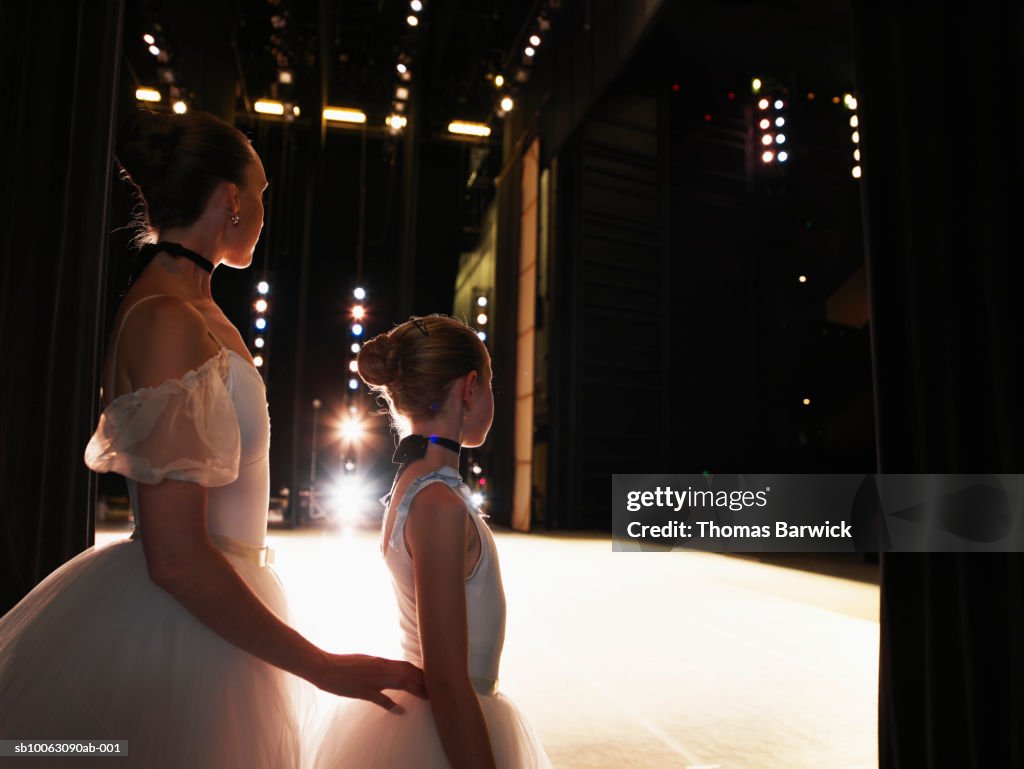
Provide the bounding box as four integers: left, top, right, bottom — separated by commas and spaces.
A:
126, 298, 424, 709
406, 484, 498, 769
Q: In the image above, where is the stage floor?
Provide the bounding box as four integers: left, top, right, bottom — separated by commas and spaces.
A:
97, 524, 879, 769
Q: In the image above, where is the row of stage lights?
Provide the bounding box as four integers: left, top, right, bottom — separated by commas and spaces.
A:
135, 28, 190, 114
252, 281, 270, 370
753, 78, 789, 165
348, 287, 367, 393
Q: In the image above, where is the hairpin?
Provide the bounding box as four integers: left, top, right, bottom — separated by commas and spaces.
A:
411, 317, 430, 336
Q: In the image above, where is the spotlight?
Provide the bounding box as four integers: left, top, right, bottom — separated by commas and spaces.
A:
135, 88, 161, 103
799, 275, 807, 283
477, 331, 487, 342
172, 100, 187, 114
525, 46, 535, 57
351, 343, 360, 353
802, 397, 811, 405
407, 14, 418, 26
255, 299, 268, 313
352, 324, 364, 336
148, 45, 160, 56
278, 69, 293, 84
778, 151, 789, 162
352, 304, 365, 320
776, 134, 786, 144
761, 134, 773, 146
477, 296, 488, 307
762, 150, 774, 163
255, 337, 265, 349
348, 360, 359, 372
257, 281, 270, 294
851, 131, 860, 143
775, 117, 785, 127
254, 355, 264, 367
774, 99, 784, 109
397, 63, 407, 74
494, 75, 504, 88
411, 0, 423, 10
759, 118, 770, 129
852, 166, 862, 178
395, 87, 409, 101
758, 98, 769, 110
854, 149, 861, 161
255, 318, 267, 331
476, 313, 488, 325
255, 100, 285, 115
500, 96, 514, 111
752, 78, 762, 93
348, 378, 360, 390
354, 287, 366, 300
471, 492, 485, 506
529, 34, 541, 46
448, 121, 491, 137
850, 115, 859, 128
323, 107, 366, 123
143, 33, 155, 45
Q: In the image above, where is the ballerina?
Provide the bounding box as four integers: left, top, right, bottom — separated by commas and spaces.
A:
0, 109, 424, 768
314, 314, 552, 769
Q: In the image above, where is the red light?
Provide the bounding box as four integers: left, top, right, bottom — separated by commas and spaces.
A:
727, 91, 735, 100
704, 114, 712, 123
479, 478, 486, 486
672, 83, 680, 92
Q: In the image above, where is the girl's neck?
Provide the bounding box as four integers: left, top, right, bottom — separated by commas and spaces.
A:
405, 425, 463, 471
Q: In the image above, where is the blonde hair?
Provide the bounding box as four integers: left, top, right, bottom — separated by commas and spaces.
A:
357, 315, 489, 434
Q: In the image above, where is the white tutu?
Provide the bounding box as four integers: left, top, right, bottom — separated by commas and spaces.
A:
314, 689, 551, 769
0, 537, 310, 768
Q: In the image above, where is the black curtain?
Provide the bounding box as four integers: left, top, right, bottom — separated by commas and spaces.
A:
0, 1, 125, 613
851, 3, 1024, 766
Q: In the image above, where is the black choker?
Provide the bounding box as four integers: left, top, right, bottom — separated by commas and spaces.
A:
127, 241, 215, 289
392, 434, 462, 466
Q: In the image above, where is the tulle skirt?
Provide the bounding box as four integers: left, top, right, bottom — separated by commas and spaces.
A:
313, 687, 552, 769
0, 537, 312, 769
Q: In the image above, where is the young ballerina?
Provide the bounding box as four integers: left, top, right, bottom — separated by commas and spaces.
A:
314, 315, 552, 769
0, 109, 423, 768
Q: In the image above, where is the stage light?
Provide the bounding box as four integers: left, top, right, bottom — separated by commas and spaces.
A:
501, 96, 514, 111
854, 149, 861, 161
448, 121, 491, 137
774, 99, 783, 109
852, 166, 862, 178
135, 88, 161, 102
762, 134, 773, 146
397, 63, 407, 74
257, 281, 269, 294
254, 355, 264, 367
477, 296, 488, 307
292, 105, 301, 116
851, 131, 860, 143
143, 33, 155, 45
776, 134, 786, 144
255, 337, 265, 349
148, 45, 160, 56
807, 92, 816, 100
279, 69, 293, 84
407, 14, 418, 26
530, 34, 541, 46
348, 378, 360, 390
762, 150, 774, 163
752, 78, 762, 93
172, 100, 187, 114
758, 98, 769, 110
387, 114, 407, 130
411, 0, 423, 10
339, 416, 365, 443
476, 313, 488, 325
472, 463, 482, 474
351, 343, 360, 353
348, 360, 358, 372
255, 318, 267, 331
477, 331, 486, 342
395, 87, 409, 101
352, 324, 364, 336
525, 46, 535, 57
759, 118, 770, 129
802, 397, 811, 405
798, 275, 807, 283
323, 107, 366, 123
493, 75, 505, 88
352, 304, 366, 320
344, 460, 356, 472
850, 115, 859, 128
775, 117, 785, 127
255, 299, 268, 313
354, 287, 366, 300
778, 151, 789, 162
471, 492, 485, 506
255, 100, 284, 115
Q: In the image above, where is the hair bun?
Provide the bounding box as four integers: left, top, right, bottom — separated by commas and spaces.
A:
357, 334, 400, 386
116, 110, 186, 188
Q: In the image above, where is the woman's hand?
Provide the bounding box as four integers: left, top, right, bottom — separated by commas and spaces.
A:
313, 653, 427, 712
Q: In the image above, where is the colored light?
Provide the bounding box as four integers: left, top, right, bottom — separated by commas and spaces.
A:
348, 360, 359, 372
255, 318, 267, 330
135, 88, 161, 102
407, 14, 418, 26
348, 378, 360, 390
807, 92, 816, 100
704, 114, 712, 123
758, 98, 769, 110
477, 313, 488, 325
803, 397, 811, 405
501, 96, 514, 111
352, 324, 364, 336
449, 121, 491, 137
494, 75, 504, 88
352, 304, 365, 320
255, 299, 268, 313
323, 107, 367, 123
762, 134, 773, 145
762, 150, 774, 163
760, 118, 770, 129
143, 33, 155, 45
255, 100, 285, 115
752, 78, 762, 93
477, 331, 487, 342
530, 34, 541, 46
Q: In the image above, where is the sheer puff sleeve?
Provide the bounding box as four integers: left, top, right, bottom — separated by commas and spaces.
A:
84, 349, 240, 487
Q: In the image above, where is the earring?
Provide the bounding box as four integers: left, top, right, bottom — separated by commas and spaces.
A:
230, 213, 240, 225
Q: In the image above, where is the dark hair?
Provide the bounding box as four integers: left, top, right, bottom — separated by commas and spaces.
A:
358, 315, 489, 432
115, 109, 253, 241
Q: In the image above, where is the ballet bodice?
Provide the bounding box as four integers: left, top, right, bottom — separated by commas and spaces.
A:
380, 466, 507, 692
